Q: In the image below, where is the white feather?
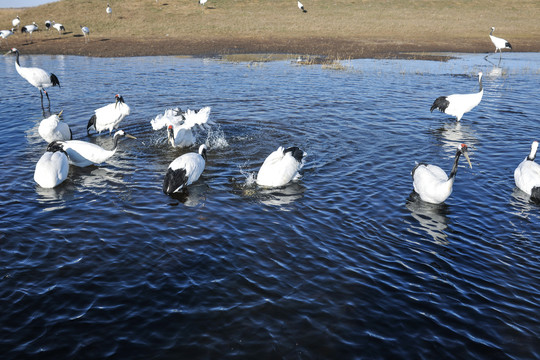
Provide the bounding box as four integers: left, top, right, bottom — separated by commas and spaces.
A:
431, 72, 483, 121
256, 146, 306, 188
38, 112, 71, 143
34, 150, 69, 188
91, 99, 131, 134
57, 130, 133, 167
413, 164, 454, 204
163, 144, 207, 194
489, 27, 512, 53
514, 141, 540, 196
151, 106, 212, 148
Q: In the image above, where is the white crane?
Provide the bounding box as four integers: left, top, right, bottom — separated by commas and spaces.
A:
38, 110, 72, 143
430, 72, 483, 122
106, 3, 112, 15
45, 20, 51, 30
80, 26, 90, 43
489, 27, 512, 60
412, 144, 472, 204
163, 144, 207, 194
54, 130, 136, 167
199, 0, 208, 6
52, 21, 65, 35
151, 106, 212, 148
0, 28, 14, 47
256, 146, 307, 187
21, 22, 38, 43
514, 141, 540, 201
6, 48, 61, 108
12, 16, 20, 31
297, 0, 307, 13
34, 141, 69, 188
87, 94, 131, 135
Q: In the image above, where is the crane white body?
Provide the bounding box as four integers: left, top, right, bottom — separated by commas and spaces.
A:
150, 106, 212, 148
38, 111, 72, 143
163, 144, 207, 194
55, 130, 135, 167
106, 4, 112, 15
514, 141, 540, 199
87, 95, 131, 135
298, 0, 307, 12
430, 72, 483, 121
256, 146, 306, 187
34, 143, 69, 188
412, 144, 472, 204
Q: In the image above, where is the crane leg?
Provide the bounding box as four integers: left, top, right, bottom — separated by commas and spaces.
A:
45, 90, 51, 107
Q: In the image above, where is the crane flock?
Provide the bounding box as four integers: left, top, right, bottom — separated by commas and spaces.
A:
2, 10, 535, 205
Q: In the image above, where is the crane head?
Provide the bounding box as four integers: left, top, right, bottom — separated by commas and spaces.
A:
460, 144, 472, 168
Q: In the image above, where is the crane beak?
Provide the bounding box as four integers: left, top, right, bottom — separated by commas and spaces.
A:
57, 109, 63, 117
463, 150, 472, 168
125, 134, 137, 139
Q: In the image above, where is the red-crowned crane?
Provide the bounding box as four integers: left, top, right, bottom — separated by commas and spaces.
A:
489, 27, 512, 60
21, 22, 38, 43
54, 130, 136, 167
0, 28, 14, 47
6, 48, 60, 108
52, 21, 65, 35
87, 94, 131, 135
256, 146, 307, 187
163, 144, 207, 194
514, 141, 540, 201
38, 110, 72, 143
12, 16, 21, 31
430, 72, 483, 122
150, 106, 212, 148
412, 144, 472, 204
81, 26, 90, 43
34, 141, 69, 188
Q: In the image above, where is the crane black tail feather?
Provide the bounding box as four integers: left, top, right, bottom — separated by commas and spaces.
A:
50, 73, 60, 87
430, 96, 449, 113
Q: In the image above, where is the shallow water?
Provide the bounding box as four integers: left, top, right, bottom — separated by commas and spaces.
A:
1, 52, 539, 359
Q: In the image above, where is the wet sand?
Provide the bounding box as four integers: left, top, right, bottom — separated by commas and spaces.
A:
4, 33, 538, 60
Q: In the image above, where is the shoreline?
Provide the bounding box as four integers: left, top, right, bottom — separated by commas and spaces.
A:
4, 35, 538, 60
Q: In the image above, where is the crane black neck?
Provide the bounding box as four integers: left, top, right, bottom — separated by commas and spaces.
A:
13, 50, 20, 66
111, 134, 123, 151
448, 148, 463, 180
478, 75, 483, 92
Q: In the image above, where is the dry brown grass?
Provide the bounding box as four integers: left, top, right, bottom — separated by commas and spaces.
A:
1, 0, 539, 57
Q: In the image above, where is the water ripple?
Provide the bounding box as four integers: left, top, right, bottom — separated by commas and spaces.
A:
0, 53, 539, 359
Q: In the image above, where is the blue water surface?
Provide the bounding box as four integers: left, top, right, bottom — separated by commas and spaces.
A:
0, 52, 539, 359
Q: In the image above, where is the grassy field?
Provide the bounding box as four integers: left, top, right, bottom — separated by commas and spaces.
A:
1, 0, 539, 57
